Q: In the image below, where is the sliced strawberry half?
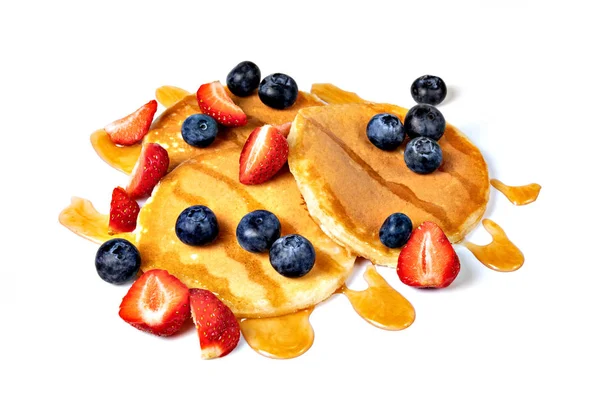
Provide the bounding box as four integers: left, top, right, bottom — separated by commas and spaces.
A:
397, 221, 460, 288
196, 81, 247, 127
105, 100, 158, 145
275, 122, 292, 137
239, 124, 289, 185
119, 269, 190, 337
126, 142, 169, 199
109, 187, 140, 234
189, 288, 240, 360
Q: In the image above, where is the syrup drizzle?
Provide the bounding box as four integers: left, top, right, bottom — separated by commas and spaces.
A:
90, 130, 140, 174
240, 307, 315, 359
59, 197, 135, 244
490, 179, 541, 206
339, 265, 415, 330
155, 85, 190, 108
463, 219, 524, 272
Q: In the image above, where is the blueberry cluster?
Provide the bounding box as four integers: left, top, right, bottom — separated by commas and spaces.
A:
236, 210, 315, 278
366, 75, 448, 175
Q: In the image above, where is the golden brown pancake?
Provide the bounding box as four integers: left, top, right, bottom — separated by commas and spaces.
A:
136, 148, 355, 318
287, 85, 489, 267
144, 90, 323, 172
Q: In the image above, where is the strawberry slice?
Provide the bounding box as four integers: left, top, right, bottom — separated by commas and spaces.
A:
189, 288, 240, 359
239, 125, 289, 185
105, 100, 158, 145
119, 269, 190, 337
126, 142, 169, 199
275, 122, 292, 137
196, 81, 247, 127
109, 187, 140, 234
397, 221, 460, 288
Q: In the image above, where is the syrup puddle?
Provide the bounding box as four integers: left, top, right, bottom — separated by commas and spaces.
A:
90, 129, 141, 174
339, 265, 415, 330
240, 307, 314, 359
490, 179, 541, 206
59, 197, 134, 244
463, 219, 524, 272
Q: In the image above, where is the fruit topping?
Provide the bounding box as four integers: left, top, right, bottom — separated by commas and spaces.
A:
404, 137, 443, 174
105, 100, 158, 146
397, 221, 460, 288
189, 288, 240, 359
239, 124, 289, 185
109, 187, 140, 234
126, 143, 169, 199
175, 205, 219, 246
275, 122, 292, 137
236, 210, 281, 253
119, 269, 190, 337
226, 61, 261, 97
95, 238, 141, 284
366, 113, 405, 150
258, 73, 298, 110
404, 104, 446, 141
379, 213, 413, 248
196, 81, 247, 127
181, 114, 218, 148
410, 75, 447, 106
269, 234, 316, 278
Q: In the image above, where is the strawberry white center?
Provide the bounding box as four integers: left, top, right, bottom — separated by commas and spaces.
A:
418, 231, 434, 282
139, 275, 172, 325
243, 126, 271, 175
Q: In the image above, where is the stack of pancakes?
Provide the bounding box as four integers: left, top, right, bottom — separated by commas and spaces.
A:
128, 84, 489, 318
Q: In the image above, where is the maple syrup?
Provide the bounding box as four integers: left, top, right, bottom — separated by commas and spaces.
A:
59, 197, 134, 244
339, 265, 415, 330
90, 130, 140, 174
155, 85, 190, 108
490, 179, 541, 206
463, 219, 524, 272
240, 307, 314, 359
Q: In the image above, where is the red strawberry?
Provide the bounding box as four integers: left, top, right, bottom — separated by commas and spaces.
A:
397, 221, 460, 288
189, 288, 240, 360
275, 122, 292, 137
239, 125, 289, 185
105, 100, 158, 145
109, 187, 140, 234
196, 81, 247, 127
119, 269, 190, 337
126, 142, 169, 199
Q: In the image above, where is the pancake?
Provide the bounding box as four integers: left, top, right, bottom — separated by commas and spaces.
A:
145, 90, 323, 172
135, 148, 355, 318
287, 85, 489, 267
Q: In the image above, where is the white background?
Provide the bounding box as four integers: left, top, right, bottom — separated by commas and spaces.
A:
1, 1, 599, 399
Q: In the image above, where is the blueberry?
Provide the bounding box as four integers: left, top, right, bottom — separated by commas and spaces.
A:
236, 210, 281, 253
226, 61, 261, 97
404, 104, 446, 141
269, 234, 316, 278
366, 113, 405, 150
258, 73, 298, 110
95, 238, 141, 284
181, 114, 218, 148
379, 213, 413, 248
411, 75, 447, 106
175, 205, 219, 246
404, 137, 443, 174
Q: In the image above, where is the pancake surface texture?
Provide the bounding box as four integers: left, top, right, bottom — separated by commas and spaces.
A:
144, 90, 322, 171
288, 99, 489, 267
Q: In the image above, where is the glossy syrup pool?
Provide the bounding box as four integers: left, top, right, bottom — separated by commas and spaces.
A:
491, 179, 541, 206
463, 219, 524, 272
90, 129, 141, 174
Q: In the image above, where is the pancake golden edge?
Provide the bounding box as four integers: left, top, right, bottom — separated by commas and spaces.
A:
127, 86, 354, 318
288, 84, 489, 267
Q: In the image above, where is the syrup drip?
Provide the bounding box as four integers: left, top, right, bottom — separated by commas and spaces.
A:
240, 307, 314, 359
490, 179, 541, 206
90, 129, 141, 174
59, 197, 134, 244
155, 85, 190, 108
340, 265, 415, 330
463, 219, 524, 272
